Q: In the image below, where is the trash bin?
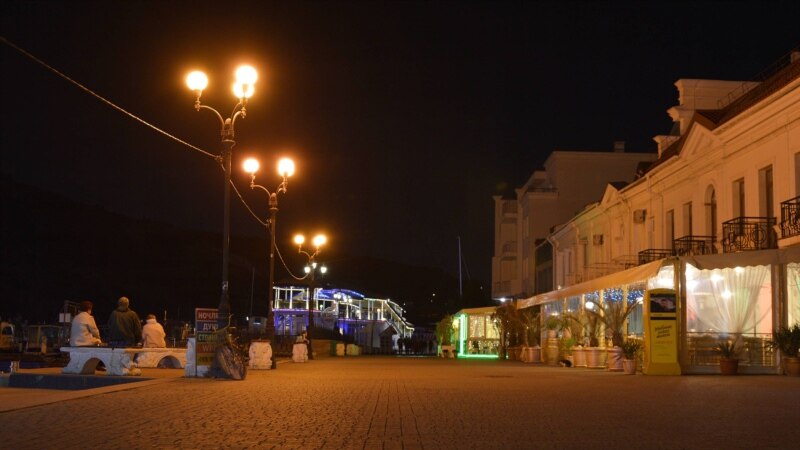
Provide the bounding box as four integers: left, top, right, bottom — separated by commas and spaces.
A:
335, 343, 345, 356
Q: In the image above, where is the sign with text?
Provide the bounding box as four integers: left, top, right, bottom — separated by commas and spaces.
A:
649, 320, 677, 363
195, 308, 219, 367
644, 288, 681, 375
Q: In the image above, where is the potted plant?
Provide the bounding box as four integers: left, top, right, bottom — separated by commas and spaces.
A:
519, 307, 541, 363
768, 324, 800, 376
492, 304, 522, 361
560, 337, 577, 367
544, 316, 562, 365
586, 299, 637, 371
716, 339, 740, 375
563, 314, 586, 367
620, 339, 642, 375
435, 314, 455, 358
583, 313, 605, 369
545, 316, 562, 338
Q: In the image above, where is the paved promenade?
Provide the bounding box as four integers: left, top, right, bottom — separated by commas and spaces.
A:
2, 357, 799, 449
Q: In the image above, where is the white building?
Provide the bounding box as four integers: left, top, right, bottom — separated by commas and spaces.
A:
519, 49, 800, 374
492, 146, 657, 302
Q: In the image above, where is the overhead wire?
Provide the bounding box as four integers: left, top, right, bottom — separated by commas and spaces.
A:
1, 35, 217, 160
2, 36, 308, 279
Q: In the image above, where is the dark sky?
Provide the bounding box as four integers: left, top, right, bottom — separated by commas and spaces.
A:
2, 1, 799, 288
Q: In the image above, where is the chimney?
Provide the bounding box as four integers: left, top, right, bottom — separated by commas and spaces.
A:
613, 141, 625, 153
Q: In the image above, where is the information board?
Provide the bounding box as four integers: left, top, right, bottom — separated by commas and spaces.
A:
195, 308, 218, 367
643, 289, 681, 375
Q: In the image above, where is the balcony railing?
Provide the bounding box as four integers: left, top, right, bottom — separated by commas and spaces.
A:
673, 235, 717, 256
780, 196, 800, 239
638, 249, 674, 265
721, 216, 777, 252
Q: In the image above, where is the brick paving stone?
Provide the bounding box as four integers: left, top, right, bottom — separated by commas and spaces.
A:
1, 358, 799, 449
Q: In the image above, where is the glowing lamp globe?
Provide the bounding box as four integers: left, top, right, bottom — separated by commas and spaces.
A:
186, 71, 208, 92
278, 158, 295, 178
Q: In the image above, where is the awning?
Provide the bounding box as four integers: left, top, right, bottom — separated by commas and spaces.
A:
455, 306, 498, 316
516, 259, 666, 309
516, 247, 800, 309
683, 247, 800, 270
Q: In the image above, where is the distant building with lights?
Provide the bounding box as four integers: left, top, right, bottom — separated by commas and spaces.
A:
266, 285, 414, 352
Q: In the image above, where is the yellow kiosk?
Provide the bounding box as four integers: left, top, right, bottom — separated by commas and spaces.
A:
643, 288, 681, 375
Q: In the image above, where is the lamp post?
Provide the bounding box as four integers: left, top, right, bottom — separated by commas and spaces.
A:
243, 157, 295, 369
186, 65, 258, 330
294, 233, 327, 360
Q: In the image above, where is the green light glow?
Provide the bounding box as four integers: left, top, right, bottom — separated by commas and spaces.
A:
459, 353, 499, 359
458, 314, 467, 356
455, 314, 499, 358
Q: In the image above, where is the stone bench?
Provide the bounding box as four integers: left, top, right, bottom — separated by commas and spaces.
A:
292, 343, 308, 362
60, 347, 187, 376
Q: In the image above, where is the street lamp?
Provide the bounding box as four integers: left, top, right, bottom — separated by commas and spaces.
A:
294, 233, 327, 360
243, 157, 295, 369
186, 65, 258, 330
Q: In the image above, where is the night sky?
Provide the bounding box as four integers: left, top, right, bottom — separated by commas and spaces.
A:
2, 1, 799, 289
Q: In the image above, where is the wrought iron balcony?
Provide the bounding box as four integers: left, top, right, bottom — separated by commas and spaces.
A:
638, 249, 674, 265
780, 196, 800, 239
673, 235, 717, 256
721, 216, 777, 252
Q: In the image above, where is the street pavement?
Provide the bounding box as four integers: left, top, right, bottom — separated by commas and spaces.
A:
1, 357, 799, 449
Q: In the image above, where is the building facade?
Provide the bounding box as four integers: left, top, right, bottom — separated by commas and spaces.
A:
517, 49, 800, 374
492, 148, 657, 302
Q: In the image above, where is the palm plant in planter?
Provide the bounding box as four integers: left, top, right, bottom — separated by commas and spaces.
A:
544, 316, 562, 365
768, 324, 800, 376
620, 339, 642, 375
545, 316, 562, 338
435, 314, 455, 357
518, 308, 541, 363
583, 313, 605, 368
715, 339, 741, 375
586, 299, 637, 371
492, 304, 526, 360
563, 314, 587, 367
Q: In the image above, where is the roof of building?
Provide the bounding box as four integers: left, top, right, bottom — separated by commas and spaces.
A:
642, 51, 800, 177
455, 306, 498, 316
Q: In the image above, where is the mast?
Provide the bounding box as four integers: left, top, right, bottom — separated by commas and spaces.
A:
458, 236, 463, 298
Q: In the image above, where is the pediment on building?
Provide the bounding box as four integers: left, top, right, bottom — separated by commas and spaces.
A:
600, 183, 623, 206
679, 119, 721, 161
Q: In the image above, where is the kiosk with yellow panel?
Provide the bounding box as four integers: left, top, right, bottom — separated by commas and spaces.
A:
643, 289, 681, 375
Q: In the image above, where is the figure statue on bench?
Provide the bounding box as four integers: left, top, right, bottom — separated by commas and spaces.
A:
70, 300, 102, 346
107, 296, 142, 347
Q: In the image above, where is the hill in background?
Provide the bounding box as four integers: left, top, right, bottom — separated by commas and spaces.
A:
1, 177, 487, 329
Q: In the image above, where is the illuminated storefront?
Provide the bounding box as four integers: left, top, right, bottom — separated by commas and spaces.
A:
517, 248, 800, 374
453, 307, 501, 359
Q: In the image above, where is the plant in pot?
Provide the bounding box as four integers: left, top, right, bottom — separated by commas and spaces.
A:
544, 316, 562, 365
545, 316, 562, 338
492, 304, 522, 361
583, 313, 605, 369
563, 314, 587, 367
767, 324, 800, 376
435, 314, 455, 358
586, 298, 637, 371
715, 339, 741, 375
620, 339, 642, 375
519, 307, 541, 363
560, 337, 577, 366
